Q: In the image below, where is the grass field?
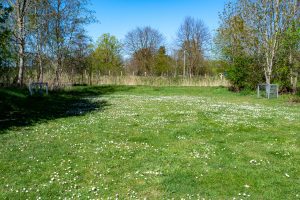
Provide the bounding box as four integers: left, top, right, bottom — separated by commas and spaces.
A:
0, 86, 299, 199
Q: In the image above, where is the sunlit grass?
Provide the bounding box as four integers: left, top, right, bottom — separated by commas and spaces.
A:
0, 86, 299, 199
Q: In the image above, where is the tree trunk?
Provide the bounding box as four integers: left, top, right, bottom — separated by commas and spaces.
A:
55, 67, 60, 86
17, 12, 25, 86
265, 70, 271, 85
288, 51, 297, 94
55, 56, 62, 86
291, 72, 298, 95
17, 40, 25, 86
37, 53, 43, 82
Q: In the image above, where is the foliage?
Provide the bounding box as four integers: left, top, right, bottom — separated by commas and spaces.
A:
207, 60, 229, 75
215, 0, 299, 91
132, 47, 154, 75
2, 0, 95, 85
153, 46, 172, 76
275, 22, 300, 93
215, 6, 262, 90
226, 56, 250, 90
0, 3, 13, 67
65, 31, 94, 84
91, 33, 123, 75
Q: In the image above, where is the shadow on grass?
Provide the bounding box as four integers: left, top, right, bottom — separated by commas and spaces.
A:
0, 85, 133, 132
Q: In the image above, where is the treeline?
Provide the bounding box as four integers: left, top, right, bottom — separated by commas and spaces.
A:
0, 0, 94, 87
0, 0, 299, 93
216, 0, 300, 93
94, 18, 213, 77
0, 1, 215, 87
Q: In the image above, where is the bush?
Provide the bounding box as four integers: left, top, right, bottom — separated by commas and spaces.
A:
226, 56, 263, 91
288, 95, 300, 103
226, 57, 251, 91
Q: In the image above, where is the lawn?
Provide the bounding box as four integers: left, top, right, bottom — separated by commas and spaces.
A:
0, 86, 299, 199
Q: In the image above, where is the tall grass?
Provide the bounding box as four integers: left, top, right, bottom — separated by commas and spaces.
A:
43, 72, 229, 87
0, 69, 229, 88
93, 75, 229, 87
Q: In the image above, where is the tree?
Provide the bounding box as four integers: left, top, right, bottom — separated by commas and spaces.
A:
92, 33, 123, 75
153, 46, 172, 76
0, 3, 14, 84
215, 2, 263, 90
246, 0, 299, 85
6, 0, 31, 86
177, 16, 210, 77
66, 31, 93, 84
124, 26, 164, 75
216, 0, 299, 90
131, 48, 155, 75
27, 0, 51, 82
0, 3, 13, 67
47, 0, 94, 86
279, 23, 300, 93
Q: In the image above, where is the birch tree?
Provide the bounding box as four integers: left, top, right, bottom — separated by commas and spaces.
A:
215, 1, 264, 89
47, 0, 94, 86
216, 0, 299, 89
245, 0, 299, 84
27, 0, 51, 82
6, 0, 31, 86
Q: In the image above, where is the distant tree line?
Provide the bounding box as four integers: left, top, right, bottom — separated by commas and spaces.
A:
0, 0, 214, 87
91, 19, 212, 78
0, 0, 299, 94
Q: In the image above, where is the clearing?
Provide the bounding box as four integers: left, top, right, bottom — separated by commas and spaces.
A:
0, 86, 299, 199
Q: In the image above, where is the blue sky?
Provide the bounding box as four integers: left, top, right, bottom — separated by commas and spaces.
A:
86, 0, 230, 45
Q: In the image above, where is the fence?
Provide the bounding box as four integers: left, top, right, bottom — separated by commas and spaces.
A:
257, 84, 279, 99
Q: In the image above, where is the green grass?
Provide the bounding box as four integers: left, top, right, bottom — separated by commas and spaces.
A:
0, 86, 299, 199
